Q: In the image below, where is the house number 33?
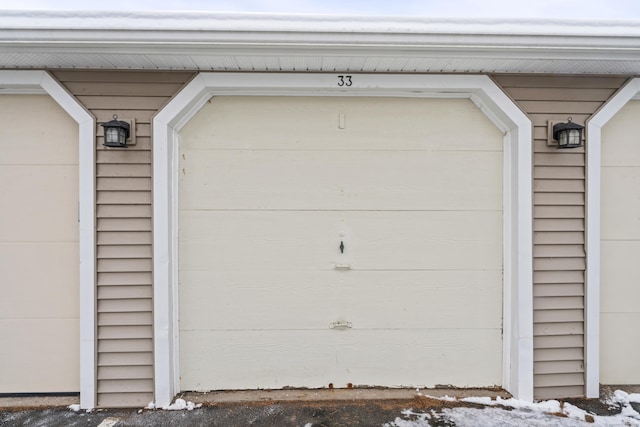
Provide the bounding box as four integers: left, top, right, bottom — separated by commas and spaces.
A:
337, 75, 353, 87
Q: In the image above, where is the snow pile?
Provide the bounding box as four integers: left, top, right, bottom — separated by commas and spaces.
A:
441, 406, 587, 427
462, 393, 640, 425
463, 396, 560, 411
161, 398, 202, 411
385, 402, 585, 427
609, 390, 640, 421
385, 391, 640, 427
612, 390, 640, 407
68, 404, 81, 412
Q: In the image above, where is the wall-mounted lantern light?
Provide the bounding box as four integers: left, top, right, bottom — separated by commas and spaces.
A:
101, 115, 131, 148
552, 117, 584, 149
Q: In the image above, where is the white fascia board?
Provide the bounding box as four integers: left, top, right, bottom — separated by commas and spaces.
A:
1, 10, 640, 36
585, 77, 640, 398
0, 70, 96, 409
4, 29, 640, 50
1, 12, 640, 64
3, 32, 640, 61
153, 72, 533, 406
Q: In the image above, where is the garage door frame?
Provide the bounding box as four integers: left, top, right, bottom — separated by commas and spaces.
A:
585, 77, 640, 398
0, 70, 95, 408
153, 72, 533, 406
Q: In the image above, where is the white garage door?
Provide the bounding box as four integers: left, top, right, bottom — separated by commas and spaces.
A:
178, 96, 503, 391
0, 95, 79, 393
601, 100, 640, 384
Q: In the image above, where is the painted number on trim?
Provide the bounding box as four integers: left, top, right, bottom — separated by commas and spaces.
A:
337, 75, 353, 87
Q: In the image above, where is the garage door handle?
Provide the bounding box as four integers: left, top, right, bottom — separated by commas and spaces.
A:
329, 320, 352, 330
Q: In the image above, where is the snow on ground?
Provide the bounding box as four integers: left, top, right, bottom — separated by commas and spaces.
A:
161, 398, 202, 411
385, 391, 640, 427
67, 398, 202, 412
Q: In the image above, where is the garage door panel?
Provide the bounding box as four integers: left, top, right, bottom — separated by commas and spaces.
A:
180, 270, 502, 331
0, 242, 79, 318
180, 328, 502, 391
600, 313, 640, 384
601, 100, 640, 385
601, 241, 640, 312
601, 167, 640, 239
181, 97, 502, 153
179, 96, 503, 391
352, 211, 502, 270
0, 95, 79, 393
602, 102, 640, 167
338, 329, 502, 387
0, 165, 78, 241
180, 150, 502, 211
0, 319, 79, 393
0, 95, 78, 165
180, 270, 343, 331
179, 211, 502, 271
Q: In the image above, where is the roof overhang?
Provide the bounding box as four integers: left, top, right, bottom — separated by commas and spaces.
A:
2, 10, 640, 74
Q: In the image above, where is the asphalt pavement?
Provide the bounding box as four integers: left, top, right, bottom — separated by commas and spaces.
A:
0, 387, 636, 427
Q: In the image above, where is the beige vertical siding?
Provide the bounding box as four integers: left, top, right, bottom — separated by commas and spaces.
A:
53, 70, 194, 408
493, 75, 626, 400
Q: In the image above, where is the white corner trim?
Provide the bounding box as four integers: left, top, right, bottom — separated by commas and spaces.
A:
0, 71, 96, 409
152, 72, 533, 406
585, 77, 640, 399
44, 72, 97, 410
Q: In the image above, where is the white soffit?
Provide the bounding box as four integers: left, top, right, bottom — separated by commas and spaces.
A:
1, 11, 640, 73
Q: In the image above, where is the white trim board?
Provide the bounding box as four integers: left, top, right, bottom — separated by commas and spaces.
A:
585, 77, 640, 398
152, 72, 534, 407
0, 70, 96, 409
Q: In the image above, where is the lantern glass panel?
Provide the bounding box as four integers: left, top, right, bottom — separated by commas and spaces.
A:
568, 129, 581, 146
558, 130, 568, 147
105, 127, 120, 144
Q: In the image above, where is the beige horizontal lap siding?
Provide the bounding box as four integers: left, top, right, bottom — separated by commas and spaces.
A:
492, 75, 626, 400
53, 70, 195, 408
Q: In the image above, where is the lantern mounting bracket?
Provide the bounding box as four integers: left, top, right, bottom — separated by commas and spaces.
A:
124, 118, 136, 146
547, 120, 562, 147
